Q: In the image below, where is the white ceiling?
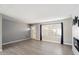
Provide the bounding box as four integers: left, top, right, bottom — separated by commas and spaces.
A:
0, 4, 79, 23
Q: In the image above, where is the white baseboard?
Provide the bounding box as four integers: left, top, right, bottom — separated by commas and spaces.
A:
2, 38, 30, 45
50, 41, 72, 45
33, 39, 72, 45
51, 41, 72, 45
64, 43, 72, 45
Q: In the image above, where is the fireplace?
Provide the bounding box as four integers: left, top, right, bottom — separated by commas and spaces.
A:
72, 16, 79, 54
74, 37, 79, 52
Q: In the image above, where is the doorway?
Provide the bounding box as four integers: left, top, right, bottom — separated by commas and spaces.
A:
40, 23, 63, 44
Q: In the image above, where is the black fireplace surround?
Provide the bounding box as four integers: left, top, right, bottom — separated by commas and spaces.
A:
74, 37, 79, 52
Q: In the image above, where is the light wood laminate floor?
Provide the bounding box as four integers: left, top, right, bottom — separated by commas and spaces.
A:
0, 39, 73, 55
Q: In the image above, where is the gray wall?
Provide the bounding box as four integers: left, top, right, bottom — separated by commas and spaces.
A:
63, 18, 72, 45
2, 18, 31, 43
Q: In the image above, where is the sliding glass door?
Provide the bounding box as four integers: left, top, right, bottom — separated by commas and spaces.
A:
42, 23, 61, 43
